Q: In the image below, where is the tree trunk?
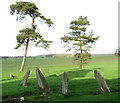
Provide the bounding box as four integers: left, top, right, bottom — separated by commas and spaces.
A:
80, 50, 83, 70
19, 41, 29, 72
80, 59, 82, 70
19, 17, 35, 72
79, 32, 83, 70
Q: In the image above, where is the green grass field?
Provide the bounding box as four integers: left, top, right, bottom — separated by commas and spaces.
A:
1, 55, 118, 102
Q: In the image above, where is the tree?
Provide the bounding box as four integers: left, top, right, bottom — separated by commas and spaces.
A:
61, 16, 100, 70
10, 2, 53, 72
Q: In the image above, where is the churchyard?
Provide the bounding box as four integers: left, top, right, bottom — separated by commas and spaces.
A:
1, 55, 118, 102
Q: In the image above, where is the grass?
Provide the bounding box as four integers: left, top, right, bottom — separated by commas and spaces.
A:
1, 55, 118, 102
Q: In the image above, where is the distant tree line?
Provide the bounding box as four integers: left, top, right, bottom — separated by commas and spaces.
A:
53, 54, 74, 58
38, 54, 55, 58
1, 56, 11, 59
1, 53, 116, 59
1, 54, 55, 59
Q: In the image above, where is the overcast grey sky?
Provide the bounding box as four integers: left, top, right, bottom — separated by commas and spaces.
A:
0, 0, 119, 56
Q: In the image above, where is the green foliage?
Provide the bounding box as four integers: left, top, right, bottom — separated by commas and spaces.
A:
10, 2, 39, 16
15, 28, 52, 50
74, 52, 91, 63
70, 16, 90, 26
10, 1, 53, 26
61, 16, 100, 62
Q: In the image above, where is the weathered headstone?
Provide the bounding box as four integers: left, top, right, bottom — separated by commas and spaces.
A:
94, 70, 110, 92
62, 72, 69, 95
20, 70, 31, 86
29, 70, 32, 76
10, 74, 15, 78
36, 67, 50, 92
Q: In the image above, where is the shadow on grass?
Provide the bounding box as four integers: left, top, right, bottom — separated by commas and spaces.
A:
57, 69, 92, 83
1, 79, 11, 81
93, 68, 104, 70
2, 70, 119, 102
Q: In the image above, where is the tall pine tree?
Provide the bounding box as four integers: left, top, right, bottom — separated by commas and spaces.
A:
10, 2, 53, 72
61, 16, 99, 70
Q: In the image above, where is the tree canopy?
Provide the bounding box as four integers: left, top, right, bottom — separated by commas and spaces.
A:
10, 2, 53, 26
15, 28, 52, 50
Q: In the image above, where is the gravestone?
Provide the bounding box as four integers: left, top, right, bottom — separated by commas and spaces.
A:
94, 70, 110, 92
10, 74, 15, 78
29, 70, 32, 76
20, 70, 31, 86
36, 67, 50, 92
62, 72, 69, 95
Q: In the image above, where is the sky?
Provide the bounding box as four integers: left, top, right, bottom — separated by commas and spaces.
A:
0, 0, 119, 56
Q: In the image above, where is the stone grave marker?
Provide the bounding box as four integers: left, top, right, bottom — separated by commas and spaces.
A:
94, 70, 110, 92
10, 74, 15, 78
20, 70, 31, 86
62, 72, 69, 95
36, 67, 50, 92
29, 70, 32, 76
